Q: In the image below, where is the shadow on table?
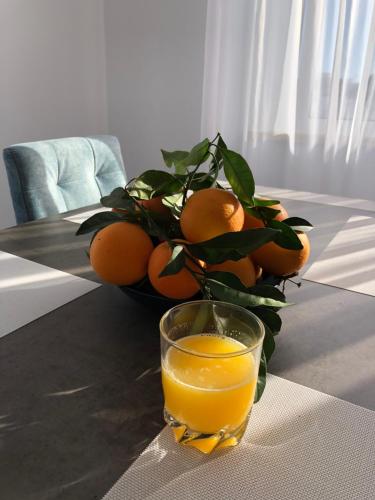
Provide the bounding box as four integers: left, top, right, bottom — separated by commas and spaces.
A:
0, 218, 98, 283
0, 285, 164, 500
303, 215, 375, 291
269, 276, 375, 410
1, 206, 374, 498
273, 277, 375, 357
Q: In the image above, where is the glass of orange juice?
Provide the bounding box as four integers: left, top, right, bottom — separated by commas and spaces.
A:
160, 300, 264, 454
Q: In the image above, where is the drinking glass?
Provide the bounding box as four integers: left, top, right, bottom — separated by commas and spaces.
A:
160, 300, 264, 453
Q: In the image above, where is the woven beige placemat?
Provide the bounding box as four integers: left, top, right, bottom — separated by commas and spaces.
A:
102, 374, 374, 500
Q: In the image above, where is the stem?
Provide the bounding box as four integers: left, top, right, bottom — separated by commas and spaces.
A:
184, 264, 206, 293
208, 150, 221, 172
182, 161, 204, 206
281, 275, 301, 293
127, 190, 168, 240
210, 132, 220, 145
183, 249, 206, 275
287, 277, 301, 287
182, 134, 221, 206
258, 208, 268, 226
208, 151, 220, 169
182, 247, 207, 294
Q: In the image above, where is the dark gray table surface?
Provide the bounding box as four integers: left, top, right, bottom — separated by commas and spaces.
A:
0, 199, 374, 500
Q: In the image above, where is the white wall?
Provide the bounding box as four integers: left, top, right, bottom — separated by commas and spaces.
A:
0, 0, 208, 229
2, 0, 374, 228
0, 0, 108, 229
104, 0, 207, 179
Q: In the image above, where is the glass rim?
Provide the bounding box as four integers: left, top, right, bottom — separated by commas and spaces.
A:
159, 300, 265, 359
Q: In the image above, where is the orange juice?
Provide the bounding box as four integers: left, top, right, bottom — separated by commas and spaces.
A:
162, 334, 257, 435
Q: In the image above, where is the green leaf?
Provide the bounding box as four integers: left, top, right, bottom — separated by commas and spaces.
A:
76, 211, 125, 236
175, 164, 188, 175
251, 307, 282, 335
258, 206, 281, 220
138, 210, 168, 239
221, 149, 255, 204
217, 135, 227, 151
187, 228, 280, 264
161, 150, 189, 168
177, 138, 210, 169
283, 217, 314, 233
262, 324, 276, 362
126, 188, 152, 201
208, 162, 220, 181
253, 197, 280, 207
243, 205, 264, 220
254, 351, 267, 403
247, 284, 286, 302
205, 271, 248, 292
205, 272, 288, 308
207, 156, 221, 187
189, 172, 218, 190
101, 187, 136, 211
190, 302, 215, 336
162, 193, 184, 217
213, 135, 228, 166
205, 277, 289, 308
129, 170, 182, 198
159, 244, 185, 277
268, 220, 304, 250
131, 169, 175, 188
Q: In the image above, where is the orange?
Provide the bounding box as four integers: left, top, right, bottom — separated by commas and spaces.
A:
271, 202, 288, 221
139, 196, 171, 216
90, 222, 153, 285
207, 257, 256, 287
148, 240, 203, 299
112, 207, 128, 214
112, 196, 170, 216
242, 199, 289, 229
180, 188, 244, 243
251, 232, 310, 276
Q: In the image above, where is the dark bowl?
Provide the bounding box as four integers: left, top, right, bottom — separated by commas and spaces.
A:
119, 284, 201, 313
119, 272, 283, 314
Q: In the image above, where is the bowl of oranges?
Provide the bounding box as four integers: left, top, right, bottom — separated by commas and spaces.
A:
77, 134, 313, 401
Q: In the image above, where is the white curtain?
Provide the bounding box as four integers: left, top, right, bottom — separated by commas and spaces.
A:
201, 0, 375, 200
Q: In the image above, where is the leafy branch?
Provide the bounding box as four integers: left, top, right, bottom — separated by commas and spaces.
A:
76, 132, 314, 403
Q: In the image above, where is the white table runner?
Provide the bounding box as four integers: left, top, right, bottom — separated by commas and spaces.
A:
0, 251, 100, 338
256, 185, 375, 212
303, 215, 375, 296
102, 375, 375, 500
63, 207, 109, 225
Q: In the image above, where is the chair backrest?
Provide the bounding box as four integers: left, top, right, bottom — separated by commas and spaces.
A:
3, 135, 126, 224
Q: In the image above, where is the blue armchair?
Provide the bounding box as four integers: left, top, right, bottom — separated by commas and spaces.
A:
3, 135, 126, 224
